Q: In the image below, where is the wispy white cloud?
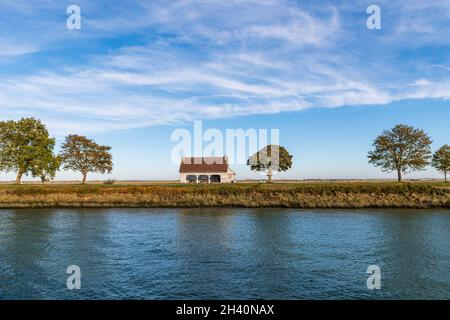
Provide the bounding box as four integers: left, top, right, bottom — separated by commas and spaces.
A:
0, 39, 39, 56
0, 0, 449, 135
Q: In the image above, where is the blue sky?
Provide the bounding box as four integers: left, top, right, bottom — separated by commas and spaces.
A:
0, 0, 449, 181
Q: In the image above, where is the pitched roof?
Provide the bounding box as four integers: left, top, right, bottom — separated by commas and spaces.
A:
179, 157, 229, 173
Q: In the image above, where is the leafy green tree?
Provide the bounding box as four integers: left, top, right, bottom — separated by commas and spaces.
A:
368, 124, 432, 182
432, 145, 450, 183
59, 134, 113, 183
247, 145, 293, 182
38, 155, 62, 183
0, 118, 60, 184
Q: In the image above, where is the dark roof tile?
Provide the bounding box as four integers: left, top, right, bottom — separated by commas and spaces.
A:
179, 157, 229, 173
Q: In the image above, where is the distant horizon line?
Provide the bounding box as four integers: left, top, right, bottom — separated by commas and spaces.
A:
0, 178, 446, 184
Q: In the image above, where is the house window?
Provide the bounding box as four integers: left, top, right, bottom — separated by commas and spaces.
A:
210, 175, 221, 183
198, 175, 209, 183
186, 175, 197, 183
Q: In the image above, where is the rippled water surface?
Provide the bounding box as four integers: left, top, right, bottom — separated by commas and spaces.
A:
0, 208, 449, 299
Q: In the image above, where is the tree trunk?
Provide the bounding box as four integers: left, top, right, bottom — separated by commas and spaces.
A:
445, 171, 447, 183
15, 171, 23, 184
267, 167, 273, 183
82, 172, 87, 184
397, 168, 402, 182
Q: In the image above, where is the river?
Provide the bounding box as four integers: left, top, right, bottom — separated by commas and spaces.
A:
0, 208, 449, 299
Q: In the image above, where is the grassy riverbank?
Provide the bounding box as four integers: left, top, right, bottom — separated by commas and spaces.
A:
0, 182, 449, 208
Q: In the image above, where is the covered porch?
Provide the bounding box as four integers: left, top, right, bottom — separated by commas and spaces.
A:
185, 174, 222, 183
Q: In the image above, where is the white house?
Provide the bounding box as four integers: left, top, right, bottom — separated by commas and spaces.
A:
179, 156, 236, 183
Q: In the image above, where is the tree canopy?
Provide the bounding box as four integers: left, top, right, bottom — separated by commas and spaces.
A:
37, 155, 61, 183
59, 134, 113, 183
432, 145, 450, 183
0, 118, 60, 183
368, 124, 432, 182
247, 144, 293, 182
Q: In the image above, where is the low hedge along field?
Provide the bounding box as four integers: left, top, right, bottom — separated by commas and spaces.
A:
0, 182, 449, 208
